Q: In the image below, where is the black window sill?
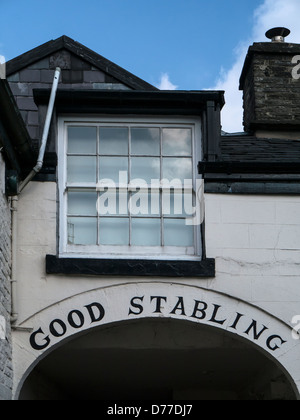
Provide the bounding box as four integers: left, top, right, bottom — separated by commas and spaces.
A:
46, 255, 215, 278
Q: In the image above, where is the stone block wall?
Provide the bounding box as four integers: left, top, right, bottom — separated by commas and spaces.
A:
240, 43, 300, 132
0, 153, 12, 400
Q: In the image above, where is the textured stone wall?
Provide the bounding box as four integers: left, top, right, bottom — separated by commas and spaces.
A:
0, 153, 12, 400
241, 43, 300, 132
254, 54, 300, 123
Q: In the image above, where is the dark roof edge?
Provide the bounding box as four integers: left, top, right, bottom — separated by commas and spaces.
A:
33, 89, 225, 114
33, 88, 225, 104
6, 37, 65, 75
198, 161, 300, 175
0, 79, 34, 174
6, 35, 158, 91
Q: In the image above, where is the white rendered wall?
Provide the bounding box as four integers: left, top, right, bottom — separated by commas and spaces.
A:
14, 183, 300, 325
0, 153, 13, 400
12, 182, 300, 396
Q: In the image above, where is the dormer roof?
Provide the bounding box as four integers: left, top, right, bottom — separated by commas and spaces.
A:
6, 35, 157, 91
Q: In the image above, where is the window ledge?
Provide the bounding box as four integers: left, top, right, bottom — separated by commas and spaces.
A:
46, 255, 215, 278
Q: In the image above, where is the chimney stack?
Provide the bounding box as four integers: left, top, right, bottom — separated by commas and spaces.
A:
239, 27, 300, 138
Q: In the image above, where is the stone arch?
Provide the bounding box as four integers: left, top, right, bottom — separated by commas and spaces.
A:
13, 282, 300, 399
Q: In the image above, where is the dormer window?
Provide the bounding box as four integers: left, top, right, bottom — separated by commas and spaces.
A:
58, 116, 203, 260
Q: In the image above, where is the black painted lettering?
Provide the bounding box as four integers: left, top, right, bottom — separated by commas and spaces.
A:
266, 335, 287, 352
228, 312, 244, 330
151, 296, 167, 313
49, 319, 67, 338
244, 320, 268, 340
209, 304, 226, 325
191, 300, 208, 320
128, 296, 144, 315
68, 310, 85, 329
30, 328, 51, 351
85, 302, 105, 323
170, 296, 186, 316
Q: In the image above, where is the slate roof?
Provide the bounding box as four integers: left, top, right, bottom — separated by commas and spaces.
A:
6, 35, 157, 91
220, 134, 300, 163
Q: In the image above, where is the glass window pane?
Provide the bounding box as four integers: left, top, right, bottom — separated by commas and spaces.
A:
129, 191, 160, 216
68, 191, 97, 216
183, 190, 195, 217
162, 128, 192, 156
164, 218, 194, 247
67, 156, 96, 183
132, 218, 161, 246
99, 217, 129, 245
162, 191, 187, 217
131, 157, 160, 184
68, 126, 97, 154
99, 127, 128, 155
98, 190, 128, 216
67, 217, 97, 245
99, 157, 128, 184
131, 128, 160, 156
162, 158, 192, 181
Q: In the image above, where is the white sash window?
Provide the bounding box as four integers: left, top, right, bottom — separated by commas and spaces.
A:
58, 117, 203, 259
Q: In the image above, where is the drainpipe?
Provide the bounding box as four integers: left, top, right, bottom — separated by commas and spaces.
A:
19, 67, 61, 193
10, 196, 18, 323
11, 67, 61, 324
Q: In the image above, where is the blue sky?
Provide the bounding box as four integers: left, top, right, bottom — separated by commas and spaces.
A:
0, 0, 262, 88
1, 0, 300, 131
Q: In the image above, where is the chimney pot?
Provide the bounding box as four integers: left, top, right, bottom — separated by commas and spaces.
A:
265, 27, 290, 43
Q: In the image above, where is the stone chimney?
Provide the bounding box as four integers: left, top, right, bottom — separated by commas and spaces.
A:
239, 27, 300, 139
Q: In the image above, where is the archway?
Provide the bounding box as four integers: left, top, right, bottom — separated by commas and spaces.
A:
19, 319, 296, 400
13, 283, 300, 400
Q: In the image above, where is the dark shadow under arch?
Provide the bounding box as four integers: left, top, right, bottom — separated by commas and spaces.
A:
18, 318, 298, 400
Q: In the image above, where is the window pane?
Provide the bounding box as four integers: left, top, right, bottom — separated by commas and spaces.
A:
98, 190, 128, 216
164, 218, 194, 247
162, 191, 187, 217
163, 158, 192, 181
67, 156, 97, 183
99, 127, 128, 155
68, 126, 97, 154
132, 218, 161, 246
162, 128, 192, 156
99, 157, 128, 184
131, 157, 160, 184
68, 191, 97, 216
67, 217, 97, 245
99, 217, 129, 245
131, 128, 160, 156
129, 191, 160, 216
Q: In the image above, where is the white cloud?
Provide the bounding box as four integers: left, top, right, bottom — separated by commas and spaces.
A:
213, 45, 247, 133
0, 55, 5, 64
212, 0, 300, 133
157, 73, 178, 90
253, 0, 300, 41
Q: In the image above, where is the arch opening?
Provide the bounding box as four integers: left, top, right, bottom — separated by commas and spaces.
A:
19, 318, 297, 400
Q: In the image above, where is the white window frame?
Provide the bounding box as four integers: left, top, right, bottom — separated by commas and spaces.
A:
58, 115, 203, 260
